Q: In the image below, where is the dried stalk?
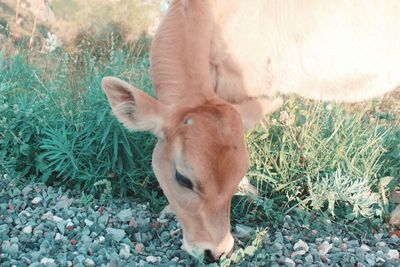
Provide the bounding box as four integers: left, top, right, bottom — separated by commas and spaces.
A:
16, 0, 20, 24
29, 14, 38, 51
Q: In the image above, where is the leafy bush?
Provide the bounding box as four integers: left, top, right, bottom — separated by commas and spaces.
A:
0, 44, 159, 201
1, 40, 399, 218
239, 97, 399, 219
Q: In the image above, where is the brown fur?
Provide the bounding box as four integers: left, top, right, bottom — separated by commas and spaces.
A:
103, 0, 400, 260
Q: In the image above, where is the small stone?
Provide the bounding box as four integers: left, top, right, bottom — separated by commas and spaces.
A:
41, 211, 54, 220
55, 196, 73, 209
32, 197, 42, 204
146, 256, 159, 263
235, 224, 253, 239
81, 235, 92, 244
376, 241, 386, 248
293, 239, 309, 252
160, 231, 169, 241
116, 209, 132, 222
305, 254, 313, 263
57, 221, 66, 234
318, 241, 332, 256
347, 240, 359, 247
40, 257, 55, 266
2, 241, 19, 255
387, 249, 399, 260
360, 244, 371, 252
332, 237, 341, 245
340, 243, 348, 252
366, 254, 376, 266
98, 214, 109, 226
99, 236, 105, 244
52, 216, 63, 223
119, 244, 131, 259
55, 233, 62, 240
106, 228, 126, 242
84, 219, 94, 227
0, 224, 9, 235
315, 238, 323, 245
84, 258, 95, 267
22, 225, 32, 234
291, 250, 307, 258
376, 257, 386, 263
135, 243, 145, 254
284, 257, 296, 266
22, 185, 32, 195
273, 242, 284, 250
129, 218, 138, 228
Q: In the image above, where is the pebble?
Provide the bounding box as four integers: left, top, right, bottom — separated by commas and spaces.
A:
84, 258, 95, 267
117, 209, 132, 222
235, 224, 253, 239
31, 197, 42, 204
305, 253, 313, 263
376, 257, 386, 263
0, 224, 10, 235
52, 215, 64, 223
119, 244, 131, 259
55, 233, 62, 240
291, 250, 307, 258
318, 241, 332, 256
99, 236, 105, 244
376, 241, 386, 248
22, 225, 33, 234
22, 185, 32, 196
360, 244, 371, 252
40, 257, 56, 266
293, 239, 309, 252
55, 196, 73, 209
284, 257, 296, 266
135, 243, 145, 254
366, 254, 376, 265
98, 214, 109, 226
106, 228, 126, 242
85, 219, 94, 226
146, 255, 159, 263
340, 243, 348, 252
387, 249, 399, 260
41, 211, 54, 220
2, 241, 19, 255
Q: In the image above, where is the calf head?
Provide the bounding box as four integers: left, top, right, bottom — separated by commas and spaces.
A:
102, 77, 281, 261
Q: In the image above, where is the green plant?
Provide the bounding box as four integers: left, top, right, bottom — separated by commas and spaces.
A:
1, 33, 399, 221
79, 191, 94, 206
0, 39, 157, 201
242, 97, 396, 219
94, 179, 113, 204
305, 168, 381, 218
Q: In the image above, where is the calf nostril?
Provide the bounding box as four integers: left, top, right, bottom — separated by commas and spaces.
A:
204, 249, 217, 263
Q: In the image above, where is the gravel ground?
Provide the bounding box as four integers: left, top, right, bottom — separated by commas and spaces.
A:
0, 176, 399, 267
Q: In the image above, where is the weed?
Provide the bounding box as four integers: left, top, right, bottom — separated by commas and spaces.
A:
1, 33, 399, 220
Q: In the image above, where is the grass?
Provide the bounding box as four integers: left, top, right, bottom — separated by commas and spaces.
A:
1, 31, 399, 222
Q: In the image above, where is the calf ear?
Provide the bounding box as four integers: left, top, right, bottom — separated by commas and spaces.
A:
235, 97, 283, 131
102, 76, 166, 137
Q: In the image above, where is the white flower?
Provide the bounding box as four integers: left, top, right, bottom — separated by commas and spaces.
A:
43, 32, 62, 53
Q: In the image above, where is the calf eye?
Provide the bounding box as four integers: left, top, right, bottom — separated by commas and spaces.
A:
176, 171, 193, 190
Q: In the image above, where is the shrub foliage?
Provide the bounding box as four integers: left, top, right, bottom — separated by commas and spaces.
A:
1, 43, 399, 217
